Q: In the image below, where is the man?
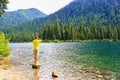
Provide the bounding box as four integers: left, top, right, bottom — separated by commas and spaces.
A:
33, 36, 42, 65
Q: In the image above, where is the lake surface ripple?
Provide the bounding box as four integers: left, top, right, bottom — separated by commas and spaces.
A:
10, 42, 120, 80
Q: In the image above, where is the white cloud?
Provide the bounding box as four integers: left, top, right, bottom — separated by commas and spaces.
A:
7, 0, 73, 14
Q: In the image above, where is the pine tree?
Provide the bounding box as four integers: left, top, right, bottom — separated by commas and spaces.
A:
113, 27, 118, 40
54, 18, 61, 39
0, 0, 8, 16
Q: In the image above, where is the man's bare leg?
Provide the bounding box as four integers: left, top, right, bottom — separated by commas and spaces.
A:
34, 49, 38, 65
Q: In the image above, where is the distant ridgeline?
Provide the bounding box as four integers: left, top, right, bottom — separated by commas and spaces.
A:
1, 0, 120, 42
0, 32, 10, 57
0, 8, 47, 26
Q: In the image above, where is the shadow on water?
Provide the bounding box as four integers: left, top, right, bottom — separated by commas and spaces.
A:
52, 77, 57, 80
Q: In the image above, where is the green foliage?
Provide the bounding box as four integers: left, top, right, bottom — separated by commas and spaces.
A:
0, 0, 8, 16
0, 32, 10, 57
42, 18, 120, 41
1, 18, 120, 42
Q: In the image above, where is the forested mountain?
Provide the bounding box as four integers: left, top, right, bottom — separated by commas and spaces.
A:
1, 0, 120, 42
44, 0, 120, 26
0, 8, 47, 26
15, 0, 120, 31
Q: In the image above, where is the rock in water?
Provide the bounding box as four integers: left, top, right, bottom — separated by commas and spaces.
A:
32, 64, 40, 69
52, 70, 59, 77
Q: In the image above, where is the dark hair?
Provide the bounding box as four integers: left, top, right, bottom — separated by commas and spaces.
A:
35, 36, 39, 39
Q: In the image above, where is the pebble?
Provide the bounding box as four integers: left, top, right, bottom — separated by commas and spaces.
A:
85, 69, 96, 73
0, 57, 4, 61
111, 78, 116, 80
95, 70, 101, 74
3, 78, 7, 80
104, 78, 111, 80
3, 67, 7, 70
96, 74, 103, 78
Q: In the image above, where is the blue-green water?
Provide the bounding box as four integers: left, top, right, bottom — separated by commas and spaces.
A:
55, 42, 120, 76
10, 42, 120, 79
57, 42, 120, 72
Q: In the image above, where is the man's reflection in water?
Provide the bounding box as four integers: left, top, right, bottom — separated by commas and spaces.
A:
52, 77, 57, 80
33, 68, 58, 80
33, 69, 40, 80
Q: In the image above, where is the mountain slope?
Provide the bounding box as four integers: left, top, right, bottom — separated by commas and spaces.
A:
42, 0, 120, 26
0, 8, 47, 26
1, 0, 120, 42
1, 0, 120, 34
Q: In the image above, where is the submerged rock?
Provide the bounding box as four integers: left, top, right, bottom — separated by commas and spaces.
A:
96, 74, 103, 78
85, 69, 96, 73
104, 78, 111, 80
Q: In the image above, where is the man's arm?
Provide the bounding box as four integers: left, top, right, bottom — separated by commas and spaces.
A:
38, 38, 42, 42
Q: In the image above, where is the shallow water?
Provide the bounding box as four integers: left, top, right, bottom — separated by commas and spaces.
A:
10, 42, 120, 80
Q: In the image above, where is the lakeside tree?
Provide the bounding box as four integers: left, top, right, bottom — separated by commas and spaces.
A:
42, 18, 120, 41
0, 0, 8, 16
0, 32, 10, 57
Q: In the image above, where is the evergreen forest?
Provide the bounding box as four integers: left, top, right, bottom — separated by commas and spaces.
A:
3, 18, 120, 42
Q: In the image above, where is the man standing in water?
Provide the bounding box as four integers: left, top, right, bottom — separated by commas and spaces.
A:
33, 36, 42, 65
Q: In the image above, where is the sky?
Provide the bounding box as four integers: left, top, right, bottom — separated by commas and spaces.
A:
7, 0, 73, 15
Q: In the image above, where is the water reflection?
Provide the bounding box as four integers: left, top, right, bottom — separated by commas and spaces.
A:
33, 68, 58, 80
52, 77, 57, 80
33, 69, 40, 80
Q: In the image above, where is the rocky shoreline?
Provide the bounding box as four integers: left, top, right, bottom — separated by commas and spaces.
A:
0, 65, 118, 80
0, 59, 119, 80
78, 68, 118, 80
0, 65, 30, 80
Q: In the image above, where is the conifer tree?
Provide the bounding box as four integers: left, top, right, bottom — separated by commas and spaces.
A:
0, 0, 8, 16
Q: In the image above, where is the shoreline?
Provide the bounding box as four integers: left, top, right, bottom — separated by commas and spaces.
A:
0, 64, 118, 80
42, 39, 120, 43
0, 65, 30, 80
0, 58, 118, 80
0, 57, 30, 80
10, 39, 120, 43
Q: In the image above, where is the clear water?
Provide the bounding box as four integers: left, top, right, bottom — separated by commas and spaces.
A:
10, 42, 120, 80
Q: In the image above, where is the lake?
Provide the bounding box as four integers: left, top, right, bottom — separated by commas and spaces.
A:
10, 42, 120, 80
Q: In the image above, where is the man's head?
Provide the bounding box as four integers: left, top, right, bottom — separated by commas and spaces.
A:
35, 36, 39, 39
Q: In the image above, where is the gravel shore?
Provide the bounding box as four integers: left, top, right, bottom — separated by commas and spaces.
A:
0, 65, 30, 80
